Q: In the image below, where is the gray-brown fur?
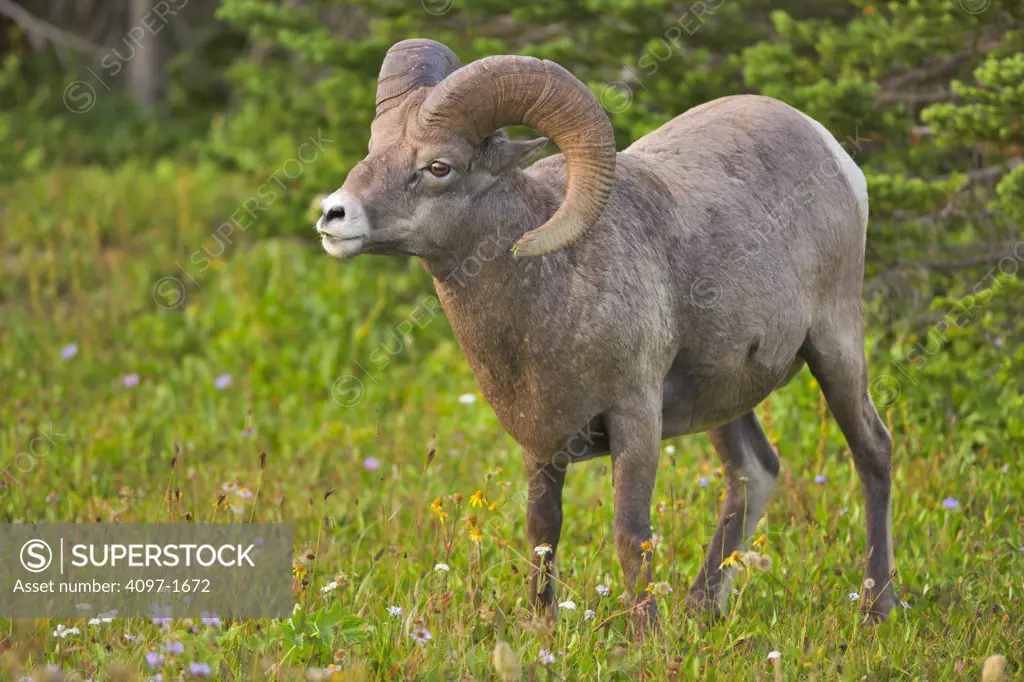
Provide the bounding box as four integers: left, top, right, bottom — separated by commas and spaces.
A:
316, 39, 897, 632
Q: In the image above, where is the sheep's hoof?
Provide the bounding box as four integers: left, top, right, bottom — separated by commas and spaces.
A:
861, 587, 897, 624
627, 596, 660, 641
684, 589, 723, 622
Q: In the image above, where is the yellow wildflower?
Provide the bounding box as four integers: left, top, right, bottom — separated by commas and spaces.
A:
487, 501, 499, 511
470, 490, 487, 508
431, 497, 450, 524
469, 526, 485, 543
753, 535, 769, 551
719, 551, 741, 569
640, 540, 654, 554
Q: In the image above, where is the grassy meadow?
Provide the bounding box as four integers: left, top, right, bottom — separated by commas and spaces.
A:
0, 163, 1021, 680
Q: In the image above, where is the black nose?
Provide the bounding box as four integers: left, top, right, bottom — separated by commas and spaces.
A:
325, 206, 346, 222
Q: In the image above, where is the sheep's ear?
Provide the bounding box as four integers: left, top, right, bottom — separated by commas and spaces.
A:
479, 133, 550, 174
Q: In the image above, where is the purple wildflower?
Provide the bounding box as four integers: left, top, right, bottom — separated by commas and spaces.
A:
164, 641, 184, 655
698, 476, 709, 487
61, 343, 78, 360
200, 612, 222, 627
941, 497, 959, 510
363, 457, 381, 471
145, 651, 165, 668
410, 627, 432, 644
189, 662, 212, 676
149, 603, 173, 626
242, 427, 254, 438
123, 373, 140, 388
814, 475, 828, 484
214, 373, 232, 390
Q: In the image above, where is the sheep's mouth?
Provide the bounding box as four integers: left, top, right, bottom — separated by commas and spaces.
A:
319, 231, 366, 259
318, 232, 362, 243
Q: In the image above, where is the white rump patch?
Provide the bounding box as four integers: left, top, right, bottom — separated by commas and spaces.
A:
796, 111, 869, 231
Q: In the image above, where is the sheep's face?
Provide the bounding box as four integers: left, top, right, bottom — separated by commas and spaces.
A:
317, 102, 546, 261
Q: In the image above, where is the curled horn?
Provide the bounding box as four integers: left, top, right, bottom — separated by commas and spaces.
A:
418, 55, 616, 257
376, 39, 462, 118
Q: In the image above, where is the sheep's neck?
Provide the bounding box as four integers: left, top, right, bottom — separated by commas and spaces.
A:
424, 170, 568, 408
422, 170, 561, 289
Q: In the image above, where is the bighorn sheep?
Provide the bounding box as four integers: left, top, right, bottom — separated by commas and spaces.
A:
316, 39, 896, 630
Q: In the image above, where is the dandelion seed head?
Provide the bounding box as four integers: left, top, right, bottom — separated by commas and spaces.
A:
493, 640, 521, 682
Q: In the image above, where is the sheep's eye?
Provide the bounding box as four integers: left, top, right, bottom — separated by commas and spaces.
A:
427, 161, 451, 178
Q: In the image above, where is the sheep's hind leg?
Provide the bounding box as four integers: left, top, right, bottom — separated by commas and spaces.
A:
606, 387, 663, 636
686, 410, 778, 617
800, 311, 897, 622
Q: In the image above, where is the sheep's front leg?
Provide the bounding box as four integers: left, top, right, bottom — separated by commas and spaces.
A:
525, 457, 566, 617
606, 389, 662, 635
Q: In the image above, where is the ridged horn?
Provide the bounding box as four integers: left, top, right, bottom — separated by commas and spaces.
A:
376, 39, 462, 118
418, 55, 616, 257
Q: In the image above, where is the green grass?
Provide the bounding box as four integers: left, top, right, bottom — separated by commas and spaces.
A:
0, 165, 1020, 680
